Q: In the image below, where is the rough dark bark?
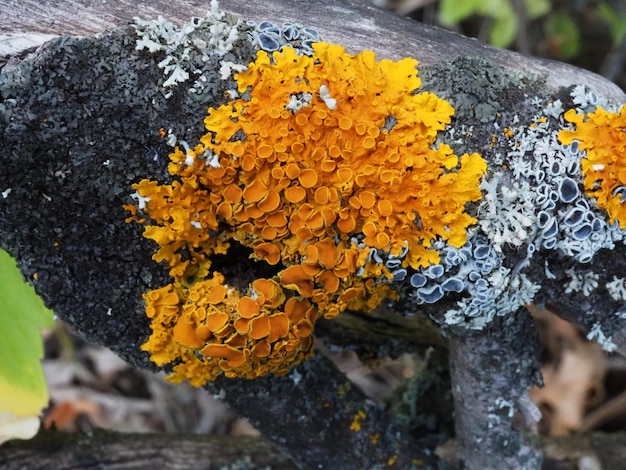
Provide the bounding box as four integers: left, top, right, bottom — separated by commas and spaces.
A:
210, 355, 433, 469
0, 13, 439, 469
0, 429, 297, 470
2, 1, 626, 470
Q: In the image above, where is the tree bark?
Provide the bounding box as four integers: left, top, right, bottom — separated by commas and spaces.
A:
3, 427, 626, 470
0, 429, 296, 470
1, 0, 624, 102
448, 309, 543, 469
2, 1, 626, 469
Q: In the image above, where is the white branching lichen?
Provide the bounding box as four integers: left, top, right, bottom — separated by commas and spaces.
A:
132, 1, 242, 96
587, 322, 617, 352
219, 61, 247, 80
606, 276, 626, 302
130, 191, 151, 210
564, 268, 599, 296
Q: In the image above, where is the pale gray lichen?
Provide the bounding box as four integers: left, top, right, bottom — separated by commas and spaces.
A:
564, 268, 599, 296
414, 63, 626, 330
478, 102, 626, 265
478, 173, 535, 250
129, 0, 323, 142
587, 322, 617, 352
606, 276, 626, 302
132, 2, 244, 98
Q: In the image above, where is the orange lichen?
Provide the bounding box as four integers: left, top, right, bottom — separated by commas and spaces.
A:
128, 42, 485, 385
141, 273, 314, 381
559, 107, 626, 228
350, 409, 367, 432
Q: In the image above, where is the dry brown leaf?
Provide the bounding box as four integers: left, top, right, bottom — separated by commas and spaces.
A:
44, 399, 104, 431
529, 307, 607, 435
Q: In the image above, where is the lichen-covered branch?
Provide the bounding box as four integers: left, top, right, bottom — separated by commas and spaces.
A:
449, 310, 543, 468
2, 1, 626, 469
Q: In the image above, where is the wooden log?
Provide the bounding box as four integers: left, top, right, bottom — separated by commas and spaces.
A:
1, 0, 624, 102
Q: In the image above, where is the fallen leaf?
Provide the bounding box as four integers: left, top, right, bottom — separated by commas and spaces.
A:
529, 307, 606, 435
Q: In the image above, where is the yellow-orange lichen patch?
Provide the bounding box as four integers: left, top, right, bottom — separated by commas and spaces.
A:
128, 42, 486, 385
254, 241, 281, 265
559, 107, 626, 228
141, 272, 315, 383
237, 296, 261, 318
281, 265, 315, 297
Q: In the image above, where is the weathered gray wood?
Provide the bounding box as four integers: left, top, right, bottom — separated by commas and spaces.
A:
449, 309, 543, 468
3, 427, 626, 470
1, 0, 624, 101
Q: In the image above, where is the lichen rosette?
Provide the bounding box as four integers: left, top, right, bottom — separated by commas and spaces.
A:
129, 42, 486, 385
559, 106, 626, 228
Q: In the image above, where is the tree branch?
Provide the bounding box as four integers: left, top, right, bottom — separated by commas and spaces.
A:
0, 429, 296, 470
1, 0, 625, 100
449, 309, 543, 468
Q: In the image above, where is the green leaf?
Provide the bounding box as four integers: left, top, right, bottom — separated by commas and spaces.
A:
0, 249, 55, 418
544, 12, 581, 59
439, 0, 483, 26
598, 3, 626, 43
488, 2, 518, 48
525, 0, 551, 19
477, 0, 509, 17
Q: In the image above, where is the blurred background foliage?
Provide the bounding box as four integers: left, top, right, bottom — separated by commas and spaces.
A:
377, 0, 626, 91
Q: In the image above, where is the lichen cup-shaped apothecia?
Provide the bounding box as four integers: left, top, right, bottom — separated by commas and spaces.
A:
127, 42, 486, 385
